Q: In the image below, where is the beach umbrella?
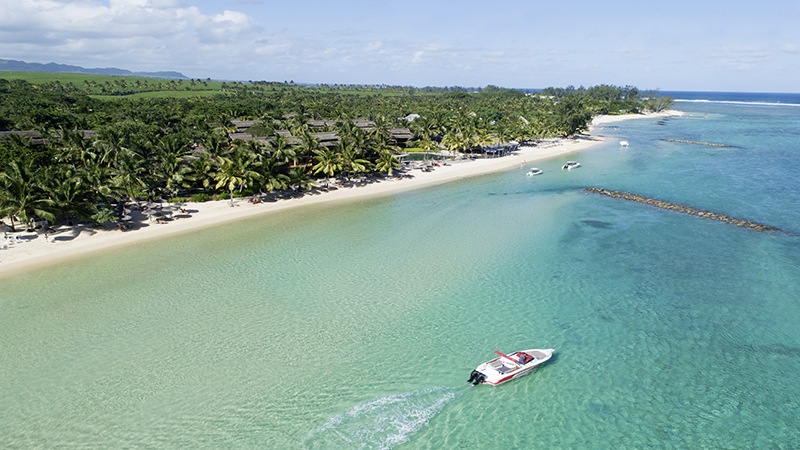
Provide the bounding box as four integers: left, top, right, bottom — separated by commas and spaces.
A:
35, 226, 53, 239
143, 209, 161, 221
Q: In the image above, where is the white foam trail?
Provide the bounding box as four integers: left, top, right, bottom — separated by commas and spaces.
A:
302, 386, 462, 449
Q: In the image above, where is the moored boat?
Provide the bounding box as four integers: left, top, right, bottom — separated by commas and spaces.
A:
562, 161, 581, 170
620, 140, 629, 147
526, 168, 543, 176
467, 348, 554, 386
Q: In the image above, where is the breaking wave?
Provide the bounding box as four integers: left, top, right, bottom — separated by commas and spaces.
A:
675, 99, 800, 107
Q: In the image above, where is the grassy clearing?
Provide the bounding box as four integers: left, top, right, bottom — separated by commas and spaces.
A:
0, 70, 210, 85
1, 71, 420, 100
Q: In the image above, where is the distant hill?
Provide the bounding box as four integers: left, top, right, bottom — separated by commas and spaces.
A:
0, 58, 187, 79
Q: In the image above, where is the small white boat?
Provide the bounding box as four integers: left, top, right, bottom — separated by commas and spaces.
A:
526, 168, 543, 176
620, 141, 629, 147
562, 161, 581, 170
467, 348, 554, 386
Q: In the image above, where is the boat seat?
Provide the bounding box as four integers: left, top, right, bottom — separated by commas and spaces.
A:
489, 360, 504, 369
530, 351, 547, 359
495, 364, 516, 374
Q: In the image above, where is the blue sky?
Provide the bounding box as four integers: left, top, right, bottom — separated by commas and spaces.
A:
1, 0, 798, 92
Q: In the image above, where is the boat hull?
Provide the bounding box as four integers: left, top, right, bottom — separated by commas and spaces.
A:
470, 348, 554, 386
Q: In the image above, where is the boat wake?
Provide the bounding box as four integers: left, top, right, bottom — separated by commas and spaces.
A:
301, 386, 462, 450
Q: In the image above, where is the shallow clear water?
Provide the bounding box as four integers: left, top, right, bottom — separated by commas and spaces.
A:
2, 98, 800, 449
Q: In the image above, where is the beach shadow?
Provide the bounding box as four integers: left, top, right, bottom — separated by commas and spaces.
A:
49, 224, 98, 242
572, 134, 602, 142
284, 190, 306, 199
5, 231, 39, 243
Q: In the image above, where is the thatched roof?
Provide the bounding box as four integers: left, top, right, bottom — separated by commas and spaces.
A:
230, 119, 264, 132
352, 119, 376, 128
223, 122, 416, 149
389, 128, 414, 142
0, 129, 95, 146
308, 119, 339, 128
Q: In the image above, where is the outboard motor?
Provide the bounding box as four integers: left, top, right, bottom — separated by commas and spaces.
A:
467, 370, 486, 385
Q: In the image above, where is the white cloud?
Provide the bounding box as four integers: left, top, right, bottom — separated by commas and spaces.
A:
363, 41, 383, 52
712, 45, 770, 70
0, 0, 262, 74
781, 43, 800, 54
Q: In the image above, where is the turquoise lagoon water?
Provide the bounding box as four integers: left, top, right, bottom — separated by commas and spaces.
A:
2, 97, 800, 449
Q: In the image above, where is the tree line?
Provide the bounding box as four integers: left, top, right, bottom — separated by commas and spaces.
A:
0, 78, 671, 230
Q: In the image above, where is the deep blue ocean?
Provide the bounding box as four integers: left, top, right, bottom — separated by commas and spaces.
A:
1, 93, 799, 449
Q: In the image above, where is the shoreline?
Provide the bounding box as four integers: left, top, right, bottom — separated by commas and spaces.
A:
0, 111, 680, 275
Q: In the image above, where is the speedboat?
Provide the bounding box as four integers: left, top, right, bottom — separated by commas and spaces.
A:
562, 161, 580, 170
467, 348, 554, 386
526, 168, 543, 176
620, 141, 629, 147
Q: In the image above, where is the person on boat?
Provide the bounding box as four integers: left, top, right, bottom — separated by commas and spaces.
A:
518, 353, 529, 364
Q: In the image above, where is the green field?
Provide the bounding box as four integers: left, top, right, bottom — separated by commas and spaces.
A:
89, 90, 230, 100
0, 71, 225, 99
1, 71, 432, 100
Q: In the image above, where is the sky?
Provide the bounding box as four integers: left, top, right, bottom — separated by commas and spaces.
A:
1, 0, 799, 92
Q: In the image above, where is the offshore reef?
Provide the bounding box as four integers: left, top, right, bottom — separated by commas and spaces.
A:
660, 139, 734, 148
584, 188, 781, 232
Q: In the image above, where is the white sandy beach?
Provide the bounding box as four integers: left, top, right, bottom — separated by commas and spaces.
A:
0, 112, 681, 275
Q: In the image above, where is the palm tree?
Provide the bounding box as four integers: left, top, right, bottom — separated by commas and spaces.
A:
214, 149, 260, 206
153, 135, 192, 198
0, 160, 57, 231
414, 135, 440, 154
56, 128, 96, 169
257, 156, 289, 194
268, 133, 295, 165
77, 160, 113, 205
110, 150, 147, 202
441, 131, 461, 155
297, 131, 322, 168
202, 132, 230, 160
311, 148, 341, 187
95, 127, 131, 168
494, 124, 510, 148
287, 166, 314, 191
46, 167, 95, 222
476, 129, 494, 150
374, 150, 400, 176
337, 138, 370, 181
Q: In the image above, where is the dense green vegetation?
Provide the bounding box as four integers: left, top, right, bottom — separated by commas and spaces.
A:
0, 73, 672, 230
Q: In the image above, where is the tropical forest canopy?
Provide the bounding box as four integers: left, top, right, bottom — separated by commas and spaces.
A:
0, 74, 673, 230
